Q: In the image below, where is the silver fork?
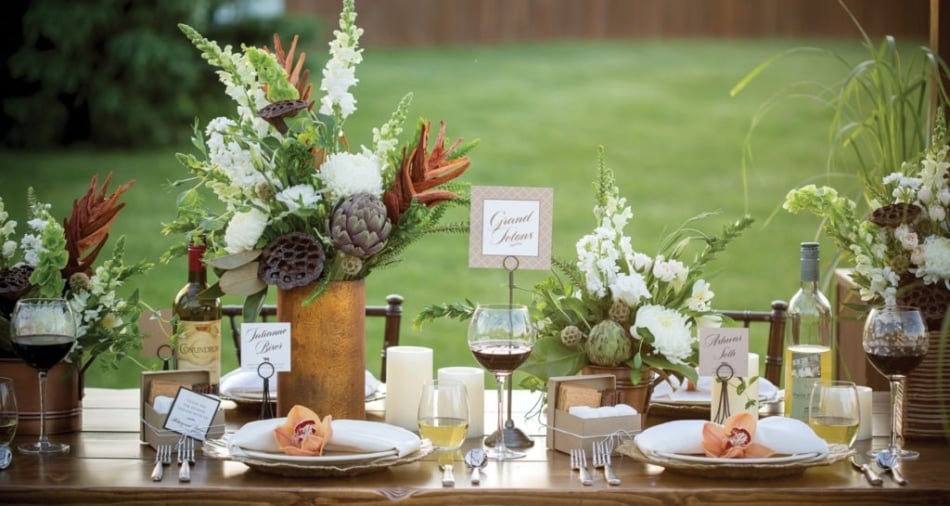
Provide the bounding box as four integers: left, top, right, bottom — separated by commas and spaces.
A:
178, 437, 194, 482
593, 440, 621, 486
569, 448, 592, 486
150, 444, 171, 481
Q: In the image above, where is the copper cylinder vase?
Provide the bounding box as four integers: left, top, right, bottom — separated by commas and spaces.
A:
276, 279, 366, 419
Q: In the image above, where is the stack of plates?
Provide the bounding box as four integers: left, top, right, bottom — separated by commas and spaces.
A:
904, 332, 950, 438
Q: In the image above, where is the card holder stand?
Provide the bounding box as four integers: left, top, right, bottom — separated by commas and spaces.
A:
140, 370, 226, 450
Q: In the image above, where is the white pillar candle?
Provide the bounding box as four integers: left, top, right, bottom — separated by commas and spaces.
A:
385, 346, 433, 431
856, 385, 873, 441
710, 353, 760, 422
438, 366, 485, 438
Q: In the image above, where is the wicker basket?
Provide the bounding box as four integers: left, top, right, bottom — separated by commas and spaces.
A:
903, 330, 950, 440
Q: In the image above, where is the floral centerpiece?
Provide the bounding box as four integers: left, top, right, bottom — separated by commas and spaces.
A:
0, 175, 151, 375
519, 149, 753, 390
784, 115, 950, 328
164, 0, 476, 316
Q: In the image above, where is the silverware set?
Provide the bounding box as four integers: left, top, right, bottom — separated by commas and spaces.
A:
150, 438, 196, 483
569, 448, 592, 486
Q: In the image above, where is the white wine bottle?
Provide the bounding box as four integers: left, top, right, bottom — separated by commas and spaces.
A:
783, 242, 833, 422
173, 240, 222, 392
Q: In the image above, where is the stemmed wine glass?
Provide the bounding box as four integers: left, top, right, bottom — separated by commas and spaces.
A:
862, 305, 928, 460
0, 377, 17, 468
467, 304, 535, 461
10, 298, 77, 454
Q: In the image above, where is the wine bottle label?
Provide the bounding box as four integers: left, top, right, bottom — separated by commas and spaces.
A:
784, 344, 832, 421
176, 319, 222, 386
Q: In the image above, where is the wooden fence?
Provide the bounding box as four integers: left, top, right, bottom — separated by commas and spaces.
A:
286, 0, 930, 47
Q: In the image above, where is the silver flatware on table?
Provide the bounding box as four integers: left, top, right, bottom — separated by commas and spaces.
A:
850, 455, 882, 486
570, 448, 592, 486
464, 448, 487, 485
178, 437, 194, 482
439, 463, 455, 487
874, 450, 908, 486
150, 444, 171, 482
593, 440, 621, 486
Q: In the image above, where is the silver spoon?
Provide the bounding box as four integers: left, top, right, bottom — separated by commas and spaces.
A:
464, 449, 488, 485
875, 450, 908, 486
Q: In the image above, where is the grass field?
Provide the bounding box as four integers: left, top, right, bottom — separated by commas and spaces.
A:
0, 37, 877, 388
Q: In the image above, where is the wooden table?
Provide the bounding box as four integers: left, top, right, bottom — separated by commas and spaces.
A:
0, 388, 948, 505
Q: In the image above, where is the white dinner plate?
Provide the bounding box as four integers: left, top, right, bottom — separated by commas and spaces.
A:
653, 451, 824, 465
240, 447, 397, 464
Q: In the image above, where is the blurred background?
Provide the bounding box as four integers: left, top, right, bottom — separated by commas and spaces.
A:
0, 0, 933, 387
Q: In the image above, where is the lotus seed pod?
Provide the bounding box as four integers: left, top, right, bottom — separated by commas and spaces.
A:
560, 325, 584, 347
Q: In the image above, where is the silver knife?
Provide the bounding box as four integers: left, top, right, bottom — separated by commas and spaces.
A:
850, 456, 882, 486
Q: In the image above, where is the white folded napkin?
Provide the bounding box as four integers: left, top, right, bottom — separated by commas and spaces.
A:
651, 374, 778, 403
635, 416, 828, 456
229, 418, 420, 457
220, 368, 381, 399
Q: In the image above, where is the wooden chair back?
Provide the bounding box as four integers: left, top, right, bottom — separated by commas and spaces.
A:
720, 300, 788, 385
221, 294, 404, 382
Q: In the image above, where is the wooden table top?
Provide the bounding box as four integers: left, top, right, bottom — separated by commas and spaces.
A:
1, 388, 948, 505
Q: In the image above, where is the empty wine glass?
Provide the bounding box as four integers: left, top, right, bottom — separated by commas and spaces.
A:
10, 298, 77, 454
467, 304, 535, 461
0, 377, 17, 468
862, 305, 928, 460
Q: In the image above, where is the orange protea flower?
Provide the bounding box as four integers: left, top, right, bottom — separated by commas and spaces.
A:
382, 120, 471, 224
701, 411, 775, 459
274, 405, 333, 456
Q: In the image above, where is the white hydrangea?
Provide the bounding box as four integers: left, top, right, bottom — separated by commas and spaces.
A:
224, 208, 269, 254
633, 304, 695, 365
916, 236, 950, 285
318, 149, 384, 199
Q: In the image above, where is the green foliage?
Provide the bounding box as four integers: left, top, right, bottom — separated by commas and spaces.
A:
3, 0, 322, 148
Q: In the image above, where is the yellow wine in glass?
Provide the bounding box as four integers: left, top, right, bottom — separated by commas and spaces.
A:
417, 379, 469, 458
808, 381, 860, 447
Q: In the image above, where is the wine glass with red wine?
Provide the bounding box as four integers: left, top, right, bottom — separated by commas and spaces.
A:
467, 304, 535, 461
10, 298, 77, 454
862, 305, 928, 460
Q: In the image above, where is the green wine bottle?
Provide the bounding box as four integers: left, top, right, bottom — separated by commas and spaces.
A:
172, 241, 222, 392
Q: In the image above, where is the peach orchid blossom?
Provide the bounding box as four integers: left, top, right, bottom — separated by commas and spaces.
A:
701, 411, 775, 459
273, 405, 333, 456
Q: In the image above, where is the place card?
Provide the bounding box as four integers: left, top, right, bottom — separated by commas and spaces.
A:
698, 327, 750, 377
162, 387, 222, 441
240, 322, 291, 372
468, 186, 553, 270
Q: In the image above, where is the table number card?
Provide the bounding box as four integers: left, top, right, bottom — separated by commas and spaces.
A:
469, 186, 553, 270
162, 387, 222, 441
240, 322, 292, 372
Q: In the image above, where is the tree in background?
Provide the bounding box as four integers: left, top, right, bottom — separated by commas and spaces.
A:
2, 0, 320, 148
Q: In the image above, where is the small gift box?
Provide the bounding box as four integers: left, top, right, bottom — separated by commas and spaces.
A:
139, 370, 225, 449
545, 374, 642, 455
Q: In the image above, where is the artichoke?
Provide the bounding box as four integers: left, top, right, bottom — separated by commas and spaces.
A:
585, 319, 634, 366
330, 193, 392, 258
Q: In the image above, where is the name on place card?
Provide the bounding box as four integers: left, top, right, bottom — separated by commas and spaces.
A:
240, 322, 291, 372
699, 327, 750, 378
162, 387, 222, 441
468, 186, 553, 270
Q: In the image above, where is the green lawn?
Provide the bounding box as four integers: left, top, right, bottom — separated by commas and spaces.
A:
0, 37, 876, 388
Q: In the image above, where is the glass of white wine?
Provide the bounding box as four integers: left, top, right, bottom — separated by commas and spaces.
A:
808, 380, 860, 448
0, 377, 17, 469
417, 379, 469, 465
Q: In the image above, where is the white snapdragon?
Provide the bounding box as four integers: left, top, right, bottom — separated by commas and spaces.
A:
652, 256, 687, 284
319, 0, 364, 120
318, 149, 384, 198
224, 207, 269, 254
634, 304, 694, 365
